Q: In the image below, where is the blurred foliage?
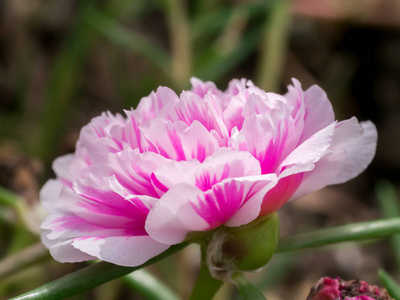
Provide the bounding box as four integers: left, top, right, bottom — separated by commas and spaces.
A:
1, 0, 400, 299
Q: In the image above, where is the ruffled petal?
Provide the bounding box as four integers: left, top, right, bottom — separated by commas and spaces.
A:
72, 236, 170, 267
41, 233, 96, 263
329, 119, 377, 184
142, 119, 219, 162
146, 174, 277, 245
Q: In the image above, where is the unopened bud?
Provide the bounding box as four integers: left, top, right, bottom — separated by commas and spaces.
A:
206, 213, 279, 281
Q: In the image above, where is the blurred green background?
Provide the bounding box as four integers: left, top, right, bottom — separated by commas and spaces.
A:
0, 0, 400, 299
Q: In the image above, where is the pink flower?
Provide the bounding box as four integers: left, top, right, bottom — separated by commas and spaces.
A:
40, 78, 377, 267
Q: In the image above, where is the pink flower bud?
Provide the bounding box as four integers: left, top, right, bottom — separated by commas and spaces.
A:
307, 277, 393, 300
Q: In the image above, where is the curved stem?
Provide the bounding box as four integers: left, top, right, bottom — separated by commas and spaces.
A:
10, 242, 189, 300
277, 218, 400, 253
123, 269, 181, 300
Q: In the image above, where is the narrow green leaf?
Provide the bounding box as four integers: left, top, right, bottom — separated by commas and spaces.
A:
376, 180, 400, 270
232, 272, 266, 300
193, 24, 263, 82
10, 242, 188, 300
255, 0, 291, 92
122, 269, 181, 300
378, 269, 400, 299
85, 8, 171, 76
277, 218, 400, 253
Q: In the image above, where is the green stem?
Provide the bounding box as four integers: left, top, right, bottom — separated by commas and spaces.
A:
164, 0, 192, 89
122, 269, 181, 300
378, 269, 400, 299
277, 218, 400, 253
375, 180, 400, 270
232, 272, 266, 300
189, 246, 223, 300
255, 0, 291, 92
10, 242, 188, 300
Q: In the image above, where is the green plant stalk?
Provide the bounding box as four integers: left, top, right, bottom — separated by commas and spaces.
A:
194, 24, 263, 82
85, 8, 171, 77
164, 0, 192, 89
378, 269, 400, 299
255, 0, 291, 92
122, 269, 181, 300
277, 218, 400, 253
189, 246, 223, 300
232, 272, 266, 300
10, 242, 189, 300
376, 179, 400, 270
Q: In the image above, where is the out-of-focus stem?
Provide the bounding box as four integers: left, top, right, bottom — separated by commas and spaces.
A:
0, 242, 50, 281
10, 242, 189, 300
375, 180, 400, 270
0, 186, 38, 235
378, 269, 400, 299
277, 218, 400, 253
255, 0, 291, 92
165, 0, 192, 89
123, 269, 181, 300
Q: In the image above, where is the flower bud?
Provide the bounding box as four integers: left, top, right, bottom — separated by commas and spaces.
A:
306, 277, 393, 300
206, 213, 279, 281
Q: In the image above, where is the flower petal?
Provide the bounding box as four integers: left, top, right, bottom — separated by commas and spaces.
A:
329, 118, 377, 184
142, 119, 219, 162
146, 174, 277, 245
72, 236, 170, 267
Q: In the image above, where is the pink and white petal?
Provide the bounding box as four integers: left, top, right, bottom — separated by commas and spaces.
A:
222, 94, 246, 132
146, 184, 209, 244
190, 77, 221, 98
151, 159, 201, 195
290, 149, 346, 201
151, 149, 261, 193
42, 214, 144, 240
53, 154, 75, 185
300, 84, 335, 142
147, 176, 277, 245
72, 236, 170, 267
142, 119, 219, 162
194, 176, 278, 229
110, 148, 170, 197
224, 174, 277, 227
329, 119, 377, 184
136, 86, 180, 122
40, 180, 68, 213
41, 232, 96, 263
192, 149, 262, 191
279, 121, 337, 171
231, 112, 292, 174
60, 187, 145, 228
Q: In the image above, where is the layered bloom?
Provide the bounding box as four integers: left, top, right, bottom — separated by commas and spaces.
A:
40, 78, 377, 267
